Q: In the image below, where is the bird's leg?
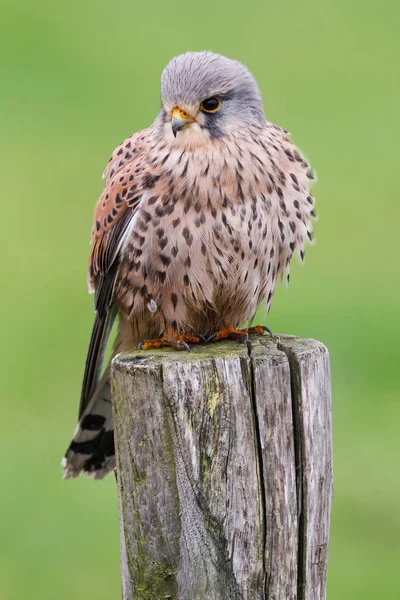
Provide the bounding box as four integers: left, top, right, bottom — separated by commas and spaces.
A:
138, 326, 207, 352
207, 322, 272, 345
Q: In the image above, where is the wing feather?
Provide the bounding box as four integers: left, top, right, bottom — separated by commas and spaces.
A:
79, 130, 150, 416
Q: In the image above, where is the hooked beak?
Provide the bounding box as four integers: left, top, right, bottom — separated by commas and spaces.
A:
171, 107, 195, 137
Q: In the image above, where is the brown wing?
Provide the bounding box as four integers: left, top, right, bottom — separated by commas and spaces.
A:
79, 130, 149, 417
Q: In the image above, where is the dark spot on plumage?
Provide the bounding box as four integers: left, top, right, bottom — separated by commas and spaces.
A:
194, 217, 201, 227
202, 164, 209, 177
172, 218, 181, 228
184, 198, 192, 214
194, 200, 201, 213
138, 220, 148, 233
215, 246, 224, 258
158, 237, 168, 250
293, 200, 300, 209
129, 175, 134, 182
121, 188, 128, 198
161, 152, 170, 166
268, 290, 273, 302
182, 227, 193, 246
126, 141, 131, 148
171, 246, 178, 258
270, 247, 275, 258
171, 293, 178, 310
307, 230, 313, 241
211, 207, 217, 219
183, 274, 190, 286
143, 173, 160, 189
277, 187, 283, 199
201, 243, 207, 256
285, 149, 295, 162
171, 320, 178, 330
96, 220, 101, 231
160, 255, 171, 267
142, 211, 152, 223
278, 220, 284, 232
249, 240, 253, 250
280, 199, 288, 216
278, 170, 286, 185
157, 271, 167, 284
254, 258, 259, 269
142, 265, 148, 279
107, 214, 113, 223
300, 250, 305, 261
307, 195, 314, 205
290, 241, 296, 252
117, 148, 123, 156
296, 211, 302, 220
244, 270, 249, 283
294, 151, 303, 163
112, 208, 118, 216
155, 205, 166, 217
290, 173, 299, 185
133, 232, 145, 246
237, 183, 244, 203
125, 152, 132, 159
310, 209, 317, 218
156, 228, 164, 238
200, 212, 206, 224
148, 196, 158, 206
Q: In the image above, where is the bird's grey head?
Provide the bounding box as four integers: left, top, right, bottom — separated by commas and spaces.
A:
159, 52, 265, 146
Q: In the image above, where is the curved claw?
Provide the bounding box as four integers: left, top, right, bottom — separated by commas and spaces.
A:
137, 341, 144, 350
261, 325, 273, 336
206, 333, 217, 344
179, 341, 191, 352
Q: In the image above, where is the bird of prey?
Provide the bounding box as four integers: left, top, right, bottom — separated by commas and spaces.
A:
63, 51, 315, 479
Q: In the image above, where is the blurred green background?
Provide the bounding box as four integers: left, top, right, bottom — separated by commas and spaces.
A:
1, 0, 399, 598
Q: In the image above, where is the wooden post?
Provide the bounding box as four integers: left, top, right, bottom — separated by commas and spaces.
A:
111, 335, 332, 600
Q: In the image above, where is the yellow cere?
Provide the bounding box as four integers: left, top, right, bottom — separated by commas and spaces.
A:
171, 107, 195, 121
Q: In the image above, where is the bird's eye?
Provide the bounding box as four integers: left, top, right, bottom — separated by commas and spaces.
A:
200, 97, 221, 113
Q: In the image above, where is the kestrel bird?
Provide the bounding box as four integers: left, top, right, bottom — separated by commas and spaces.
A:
63, 52, 315, 479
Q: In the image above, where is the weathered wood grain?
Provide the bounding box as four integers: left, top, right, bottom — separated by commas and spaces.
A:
112, 335, 332, 600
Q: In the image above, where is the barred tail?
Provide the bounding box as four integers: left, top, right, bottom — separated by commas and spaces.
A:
62, 367, 115, 480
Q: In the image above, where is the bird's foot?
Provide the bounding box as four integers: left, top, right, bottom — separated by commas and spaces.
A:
138, 326, 207, 352
207, 322, 272, 345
